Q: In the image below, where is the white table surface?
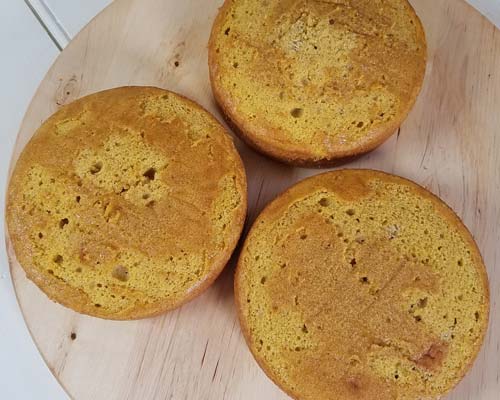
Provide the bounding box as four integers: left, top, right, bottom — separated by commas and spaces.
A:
0, 1, 498, 399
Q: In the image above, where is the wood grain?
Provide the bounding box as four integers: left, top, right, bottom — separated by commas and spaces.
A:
466, 0, 500, 28
6, 0, 500, 399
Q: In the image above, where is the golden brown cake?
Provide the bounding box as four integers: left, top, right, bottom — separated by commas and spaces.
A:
209, 0, 427, 166
236, 170, 489, 400
7, 86, 247, 320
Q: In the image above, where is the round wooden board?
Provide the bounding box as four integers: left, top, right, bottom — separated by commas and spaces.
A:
6, 0, 500, 399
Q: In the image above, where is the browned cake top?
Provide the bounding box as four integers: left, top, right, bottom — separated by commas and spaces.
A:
7, 86, 247, 319
236, 170, 489, 400
209, 0, 427, 165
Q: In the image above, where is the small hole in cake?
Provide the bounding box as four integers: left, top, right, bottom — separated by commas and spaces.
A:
357, 121, 364, 128
329, 19, 335, 25
260, 276, 267, 284
475, 311, 480, 321
349, 357, 360, 366
233, 62, 239, 68
295, 347, 302, 352
70, 332, 77, 340
418, 297, 428, 308
59, 218, 69, 228
346, 209, 356, 216
142, 193, 151, 200
225, 27, 231, 35
394, 374, 399, 380
146, 200, 156, 207
319, 198, 330, 207
95, 304, 102, 308
143, 167, 156, 180
97, 283, 102, 288
90, 161, 103, 174
112, 265, 129, 282
350, 258, 357, 266
76, 196, 81, 203
291, 108, 304, 118
47, 269, 54, 275
457, 259, 463, 266
174, 61, 180, 67
360, 277, 369, 284
53, 255, 63, 264
38, 232, 43, 239
379, 112, 385, 117
300, 233, 307, 240
414, 315, 422, 322
75, 267, 82, 273
302, 324, 309, 334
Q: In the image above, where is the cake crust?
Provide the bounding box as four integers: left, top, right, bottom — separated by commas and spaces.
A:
209, 0, 427, 166
236, 169, 489, 400
7, 86, 247, 320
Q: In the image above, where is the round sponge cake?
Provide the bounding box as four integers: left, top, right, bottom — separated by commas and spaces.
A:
236, 170, 489, 400
7, 86, 247, 320
209, 0, 427, 166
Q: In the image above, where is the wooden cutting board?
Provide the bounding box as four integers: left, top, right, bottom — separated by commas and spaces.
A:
7, 0, 500, 399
